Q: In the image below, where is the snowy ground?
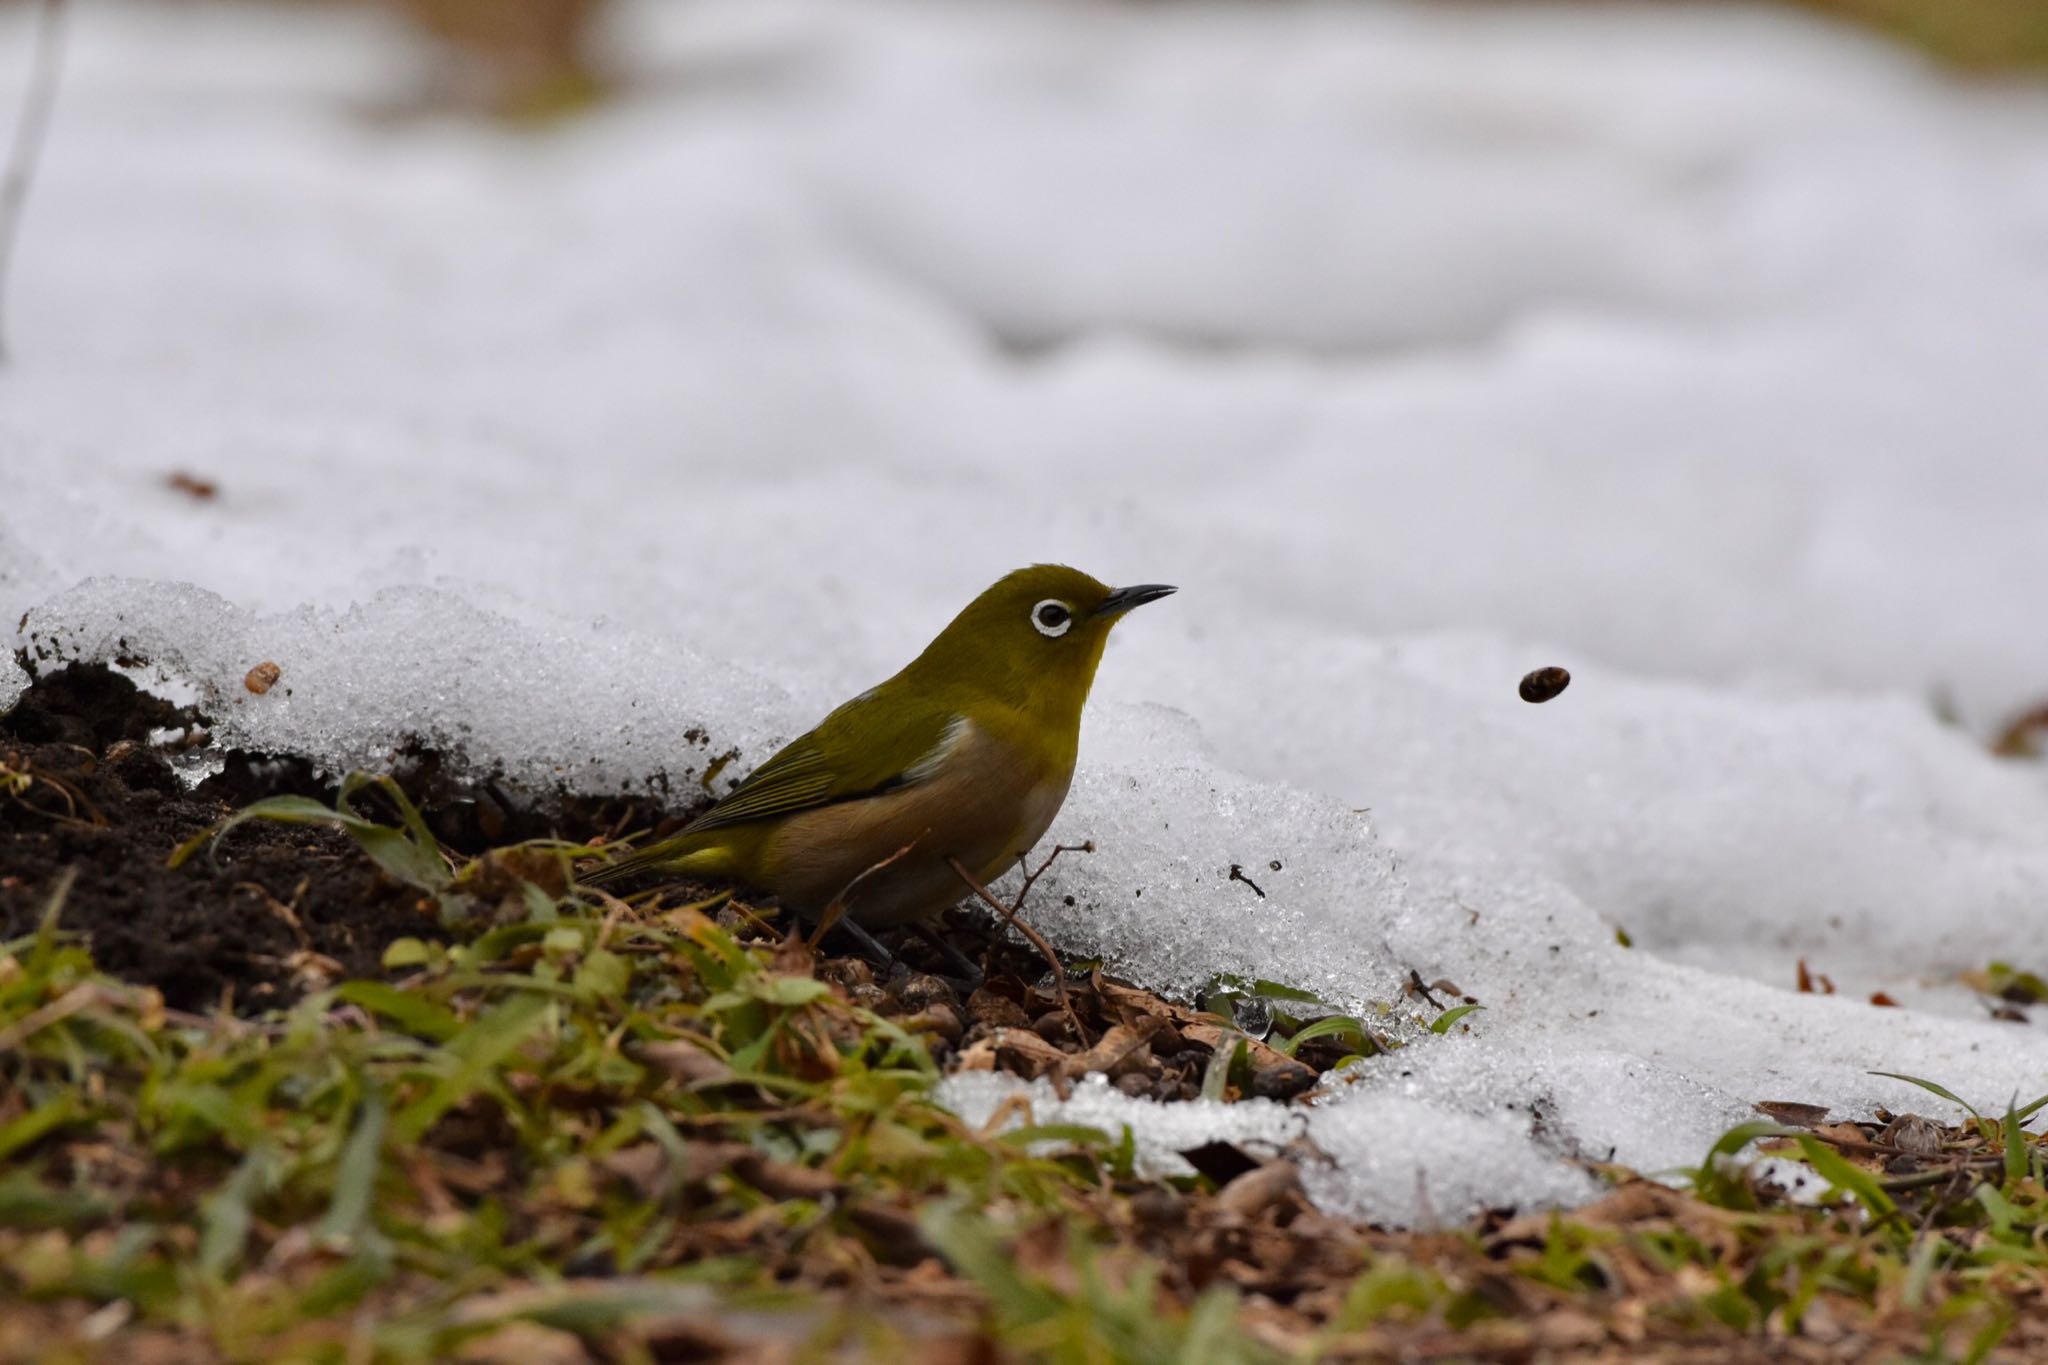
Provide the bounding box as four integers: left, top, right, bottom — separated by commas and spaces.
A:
4, 0, 2048, 1225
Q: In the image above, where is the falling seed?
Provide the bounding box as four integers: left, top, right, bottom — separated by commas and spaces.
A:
244, 661, 282, 694
167, 471, 218, 500
1519, 666, 1571, 704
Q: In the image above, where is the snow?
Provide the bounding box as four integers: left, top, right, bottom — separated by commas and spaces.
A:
6, 0, 2048, 1226
941, 1071, 1309, 1182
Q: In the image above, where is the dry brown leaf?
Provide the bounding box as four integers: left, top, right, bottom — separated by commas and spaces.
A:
1057, 1019, 1162, 1080
984, 1026, 1070, 1079
1755, 1100, 1831, 1128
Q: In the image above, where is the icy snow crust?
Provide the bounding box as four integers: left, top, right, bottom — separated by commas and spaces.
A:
6, 0, 2048, 1224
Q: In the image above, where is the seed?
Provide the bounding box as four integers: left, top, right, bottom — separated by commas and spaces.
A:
1519, 666, 1570, 704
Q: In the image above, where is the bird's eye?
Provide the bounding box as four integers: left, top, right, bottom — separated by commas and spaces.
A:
1031, 599, 1073, 637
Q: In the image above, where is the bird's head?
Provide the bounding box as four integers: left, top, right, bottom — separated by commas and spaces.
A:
911, 564, 1176, 721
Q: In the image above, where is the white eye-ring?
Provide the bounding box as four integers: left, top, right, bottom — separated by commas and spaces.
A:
1031, 599, 1073, 637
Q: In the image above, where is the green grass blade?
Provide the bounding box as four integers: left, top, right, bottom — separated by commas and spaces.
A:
198, 1148, 271, 1278
1277, 1014, 1368, 1057
25, 867, 74, 972
0, 1092, 79, 1163
392, 992, 552, 1143
2003, 1096, 2029, 1185
1794, 1135, 1899, 1225
1684, 1120, 1800, 1207
1429, 1004, 1485, 1035
317, 1088, 387, 1245
166, 796, 350, 869
335, 981, 462, 1043
1871, 1071, 1984, 1123
1201, 1036, 1249, 1102
338, 773, 451, 889
1903, 1233, 1942, 1308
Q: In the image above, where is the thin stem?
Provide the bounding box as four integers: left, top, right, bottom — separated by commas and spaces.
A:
949, 855, 1086, 1044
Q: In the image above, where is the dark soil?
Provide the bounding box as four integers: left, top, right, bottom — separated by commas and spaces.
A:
1, 667, 450, 1012
0, 664, 700, 1013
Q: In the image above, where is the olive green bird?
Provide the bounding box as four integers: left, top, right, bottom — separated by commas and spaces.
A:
585, 565, 1174, 931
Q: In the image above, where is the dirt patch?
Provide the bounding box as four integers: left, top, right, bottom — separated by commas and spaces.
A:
0, 666, 448, 1012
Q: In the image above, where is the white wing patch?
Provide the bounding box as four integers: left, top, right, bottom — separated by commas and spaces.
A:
904, 714, 972, 786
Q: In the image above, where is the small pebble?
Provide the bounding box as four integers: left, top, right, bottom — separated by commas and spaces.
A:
896, 973, 958, 1013
1032, 1010, 1074, 1045
906, 1003, 963, 1044
1249, 1058, 1320, 1100
966, 990, 1032, 1030
818, 958, 874, 991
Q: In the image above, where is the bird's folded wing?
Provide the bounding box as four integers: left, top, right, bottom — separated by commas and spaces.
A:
681, 700, 966, 834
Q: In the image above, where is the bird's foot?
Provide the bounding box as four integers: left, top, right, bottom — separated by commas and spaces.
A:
821, 915, 899, 973
911, 923, 986, 994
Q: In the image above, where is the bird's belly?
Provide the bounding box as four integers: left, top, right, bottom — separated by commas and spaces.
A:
760, 727, 1071, 930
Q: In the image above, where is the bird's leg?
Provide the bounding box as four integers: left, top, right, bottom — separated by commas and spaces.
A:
822, 915, 899, 972
910, 923, 985, 992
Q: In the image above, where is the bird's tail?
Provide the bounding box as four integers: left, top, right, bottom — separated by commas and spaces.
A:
580, 831, 730, 890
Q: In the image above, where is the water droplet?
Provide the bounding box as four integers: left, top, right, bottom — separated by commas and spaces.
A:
1231, 993, 1273, 1039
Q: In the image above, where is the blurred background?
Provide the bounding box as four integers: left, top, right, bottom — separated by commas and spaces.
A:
311, 0, 2043, 117
81, 0, 2048, 120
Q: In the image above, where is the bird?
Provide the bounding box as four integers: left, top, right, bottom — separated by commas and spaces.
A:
584, 565, 1175, 940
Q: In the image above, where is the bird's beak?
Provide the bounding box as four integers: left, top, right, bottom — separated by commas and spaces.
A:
1094, 583, 1177, 619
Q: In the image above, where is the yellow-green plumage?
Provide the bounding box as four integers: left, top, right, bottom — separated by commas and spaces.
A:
586, 565, 1174, 928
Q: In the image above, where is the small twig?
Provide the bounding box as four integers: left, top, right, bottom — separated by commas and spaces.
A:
598, 807, 637, 845
1014, 841, 1093, 906
809, 837, 923, 950
709, 894, 780, 938
593, 892, 629, 952
1878, 1157, 2007, 1194
1406, 970, 1443, 1010
0, 0, 68, 364
156, 1006, 273, 1038
1228, 863, 1266, 899
950, 855, 1085, 1044
234, 880, 309, 950
978, 1090, 1036, 1138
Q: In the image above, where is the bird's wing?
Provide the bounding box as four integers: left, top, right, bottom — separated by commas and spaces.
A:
682, 697, 965, 834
